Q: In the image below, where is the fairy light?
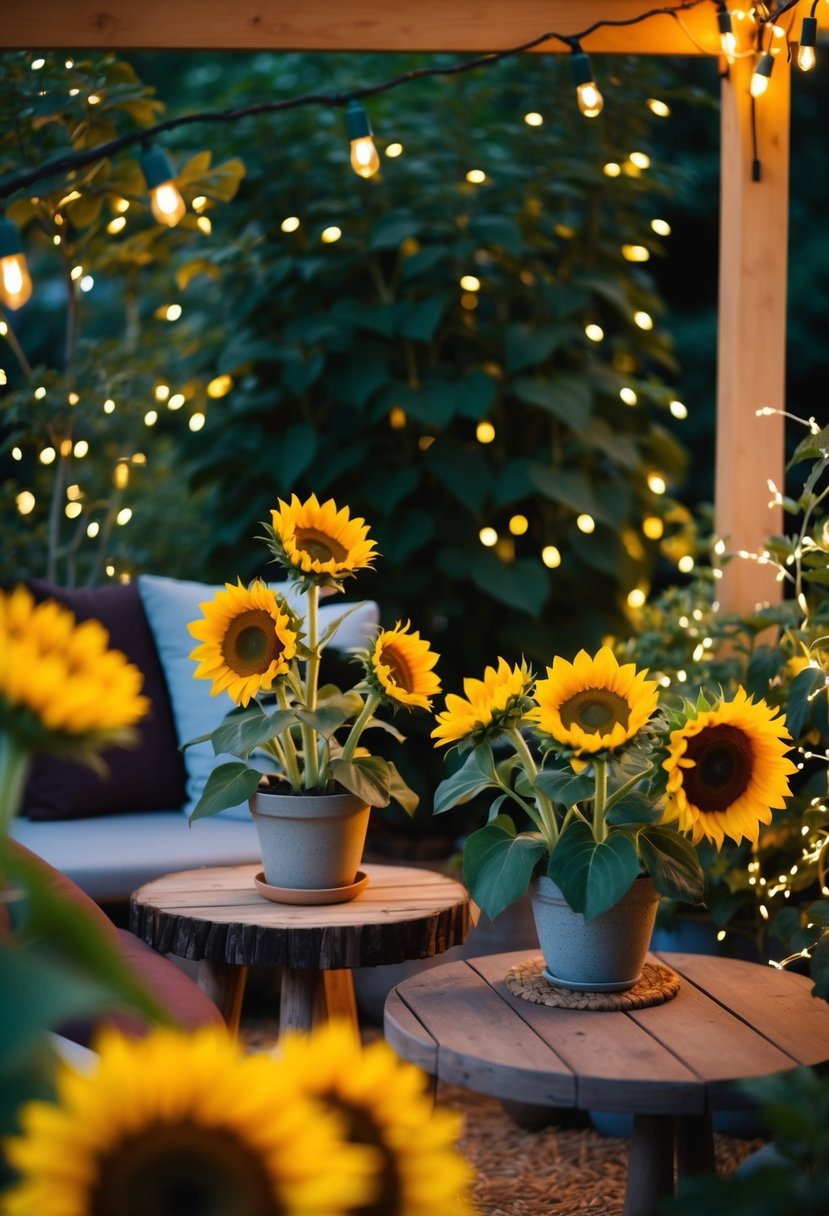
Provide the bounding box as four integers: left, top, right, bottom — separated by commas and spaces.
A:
669, 399, 687, 419
509, 514, 529, 536
114, 198, 129, 213
647, 98, 670, 117
460, 275, 481, 292
651, 218, 671, 236
385, 142, 404, 156
345, 100, 380, 178
113, 462, 129, 489
604, 162, 622, 177
466, 169, 487, 184
11, 446, 22, 460
627, 588, 647, 608
103, 398, 115, 414
679, 556, 695, 573
524, 112, 543, 126
479, 526, 498, 547
105, 564, 115, 577
476, 421, 496, 444
164, 304, 182, 321
16, 491, 35, 515
629, 151, 651, 170
389, 407, 406, 429
577, 514, 595, 534
86, 521, 99, 538
70, 265, 83, 281
189, 412, 206, 432
619, 387, 638, 407
107, 216, 127, 234
116, 508, 132, 526
622, 245, 650, 262
154, 384, 170, 402
647, 473, 667, 494
39, 447, 56, 465
570, 45, 603, 117
418, 436, 435, 451
31, 57, 45, 70
585, 323, 604, 342
206, 375, 233, 398
798, 14, 818, 71
634, 310, 654, 330
65, 501, 82, 519
542, 545, 561, 568
642, 515, 664, 540
73, 440, 89, 457
144, 410, 158, 426
281, 216, 300, 233
321, 226, 342, 243
196, 216, 212, 235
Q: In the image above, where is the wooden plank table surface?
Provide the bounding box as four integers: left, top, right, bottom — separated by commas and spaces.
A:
384, 949, 829, 1216
131, 862, 468, 1035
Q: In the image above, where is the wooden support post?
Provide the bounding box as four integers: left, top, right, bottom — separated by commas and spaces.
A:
196, 960, 247, 1033
716, 52, 788, 615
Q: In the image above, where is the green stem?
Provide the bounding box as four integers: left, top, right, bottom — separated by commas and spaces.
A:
276, 683, 302, 789
300, 585, 321, 789
508, 728, 558, 848
593, 757, 608, 842
603, 763, 655, 814
0, 733, 32, 886
339, 693, 380, 766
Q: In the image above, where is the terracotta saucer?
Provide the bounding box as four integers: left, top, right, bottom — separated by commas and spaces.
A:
253, 870, 369, 906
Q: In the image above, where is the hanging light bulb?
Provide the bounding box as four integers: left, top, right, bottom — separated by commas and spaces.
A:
345, 100, 380, 179
139, 146, 186, 227
0, 218, 33, 310
717, 4, 737, 59
569, 47, 603, 118
798, 15, 818, 70
750, 50, 775, 97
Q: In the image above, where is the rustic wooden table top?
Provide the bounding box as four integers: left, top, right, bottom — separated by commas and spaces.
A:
384, 949, 829, 1115
130, 861, 469, 972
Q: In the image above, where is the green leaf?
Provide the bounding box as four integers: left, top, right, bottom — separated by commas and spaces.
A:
463, 818, 547, 920
530, 465, 600, 518
433, 743, 499, 814
211, 705, 295, 759
455, 371, 497, 420
369, 212, 421, 250
269, 423, 318, 485
810, 932, 829, 1000
787, 426, 829, 468
787, 667, 825, 740
386, 761, 420, 817
190, 762, 262, 820
605, 791, 664, 826
532, 767, 595, 808
547, 819, 640, 921
318, 602, 373, 650
425, 441, 492, 512
394, 296, 450, 342
492, 458, 534, 506
468, 215, 524, 256
637, 827, 705, 905
505, 323, 568, 372
466, 553, 549, 617
513, 374, 593, 430
295, 705, 352, 740
329, 756, 391, 807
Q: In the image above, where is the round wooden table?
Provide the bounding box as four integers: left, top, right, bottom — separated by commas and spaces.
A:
384, 949, 829, 1216
130, 861, 468, 1035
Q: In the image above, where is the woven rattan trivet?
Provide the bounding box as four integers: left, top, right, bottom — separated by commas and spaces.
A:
505, 957, 681, 1011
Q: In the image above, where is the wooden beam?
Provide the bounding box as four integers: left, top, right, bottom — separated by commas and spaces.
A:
0, 1, 718, 54
715, 54, 788, 614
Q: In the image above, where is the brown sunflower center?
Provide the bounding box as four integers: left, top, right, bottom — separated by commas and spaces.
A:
294, 526, 348, 564
90, 1123, 282, 1216
559, 687, 630, 736
380, 642, 415, 693
329, 1097, 403, 1216
221, 609, 282, 676
682, 722, 754, 812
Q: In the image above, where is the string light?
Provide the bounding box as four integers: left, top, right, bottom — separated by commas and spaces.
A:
479, 526, 498, 547
577, 514, 595, 534
798, 9, 818, 71
718, 2, 738, 59
139, 145, 186, 227
345, 99, 380, 179
0, 217, 33, 309
476, 421, 496, 444
542, 545, 562, 568
281, 216, 300, 233
569, 43, 603, 117
385, 142, 404, 156
751, 30, 776, 98
509, 514, 529, 535
620, 387, 638, 405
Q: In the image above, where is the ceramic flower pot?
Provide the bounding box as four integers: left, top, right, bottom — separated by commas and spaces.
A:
249, 787, 370, 891
531, 873, 660, 992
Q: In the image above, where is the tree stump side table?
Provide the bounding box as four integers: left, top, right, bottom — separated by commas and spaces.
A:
130, 861, 468, 1035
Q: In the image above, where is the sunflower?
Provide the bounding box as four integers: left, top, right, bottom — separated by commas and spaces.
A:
3, 1026, 376, 1216
531, 646, 659, 756
662, 688, 796, 848
188, 580, 299, 707
274, 1021, 475, 1216
432, 658, 533, 748
0, 585, 148, 752
364, 622, 441, 711
266, 494, 378, 588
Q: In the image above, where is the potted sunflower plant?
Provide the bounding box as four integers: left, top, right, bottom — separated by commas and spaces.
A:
432, 646, 796, 991
186, 493, 441, 900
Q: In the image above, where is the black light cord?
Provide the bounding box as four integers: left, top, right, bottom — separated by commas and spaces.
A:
0, 0, 713, 202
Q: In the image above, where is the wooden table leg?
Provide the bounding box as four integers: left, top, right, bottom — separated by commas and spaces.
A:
318, 969, 358, 1026
622, 1113, 676, 1216
279, 967, 319, 1034
675, 1113, 716, 1176
196, 960, 247, 1033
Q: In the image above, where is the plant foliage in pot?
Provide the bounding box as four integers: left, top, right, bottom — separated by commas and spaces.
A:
432, 647, 797, 989
186, 493, 440, 893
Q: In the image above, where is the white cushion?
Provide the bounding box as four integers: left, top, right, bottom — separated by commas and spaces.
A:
11, 812, 261, 902
137, 575, 379, 820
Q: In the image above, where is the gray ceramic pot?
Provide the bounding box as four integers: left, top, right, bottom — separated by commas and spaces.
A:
531, 873, 660, 992
249, 788, 370, 890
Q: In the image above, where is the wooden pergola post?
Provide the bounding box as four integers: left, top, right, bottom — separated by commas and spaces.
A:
716, 51, 789, 613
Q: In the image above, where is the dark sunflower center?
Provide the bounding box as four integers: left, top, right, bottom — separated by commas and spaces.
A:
294, 526, 348, 564
559, 687, 630, 735
90, 1124, 282, 1216
222, 610, 281, 677
682, 722, 754, 812
381, 643, 415, 693
329, 1097, 403, 1216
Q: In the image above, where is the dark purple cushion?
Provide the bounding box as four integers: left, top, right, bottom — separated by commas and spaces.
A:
22, 580, 187, 820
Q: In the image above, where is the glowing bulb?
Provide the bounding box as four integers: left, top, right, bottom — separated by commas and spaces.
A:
647, 98, 670, 117
144, 410, 158, 426
570, 50, 603, 117
39, 447, 56, 465
103, 399, 115, 414
0, 219, 33, 310
107, 216, 127, 234
67, 392, 79, 405
585, 323, 604, 342
798, 17, 817, 70
627, 588, 647, 608
189, 412, 205, 432
577, 514, 595, 534
114, 463, 130, 489
479, 527, 498, 547
116, 508, 132, 526
466, 169, 487, 184
670, 399, 688, 419
648, 473, 667, 495
476, 421, 496, 444
140, 147, 186, 228
620, 387, 638, 406
651, 218, 671, 236
65, 502, 82, 519
281, 216, 300, 233
154, 384, 170, 402
622, 245, 650, 262
718, 6, 737, 58
460, 275, 481, 292
11, 446, 22, 460
642, 516, 664, 540
73, 440, 89, 457
385, 142, 403, 157
87, 521, 99, 538
17, 489, 36, 515
629, 152, 651, 170
321, 226, 342, 244
604, 162, 621, 177
524, 112, 543, 126
634, 311, 653, 330
345, 101, 380, 179
389, 406, 407, 429
678, 555, 695, 573
31, 57, 45, 70
207, 375, 233, 399
164, 304, 182, 321
168, 393, 185, 410
196, 216, 212, 235
542, 545, 561, 568
509, 514, 529, 536
751, 52, 775, 98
